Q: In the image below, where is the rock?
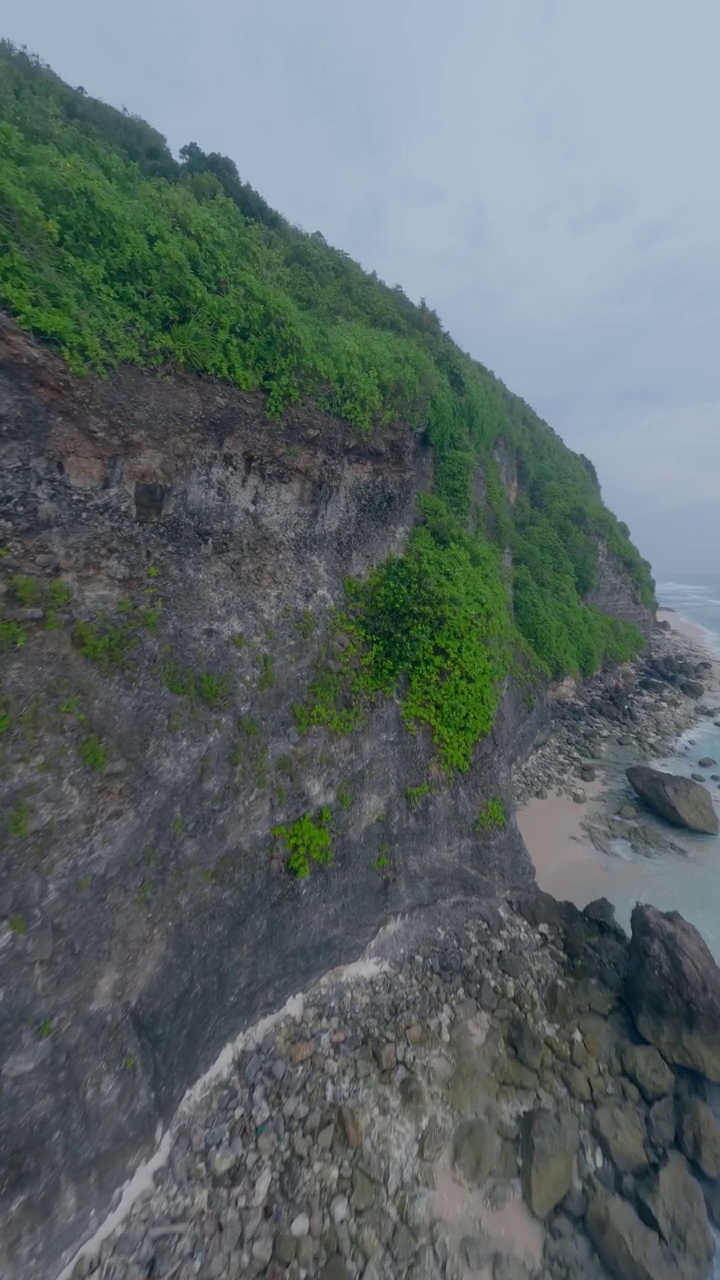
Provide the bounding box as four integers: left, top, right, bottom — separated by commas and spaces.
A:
508, 1019, 545, 1072
351, 1169, 375, 1211
274, 1230, 296, 1265
337, 1104, 363, 1149
699, 757, 717, 768
626, 904, 720, 1082
420, 1117, 446, 1162
453, 1117, 498, 1184
519, 1107, 578, 1219
330, 1195, 348, 1225
580, 763, 597, 782
648, 1096, 676, 1151
679, 1096, 720, 1179
680, 680, 705, 699
618, 803, 639, 819
626, 765, 718, 834
592, 1104, 648, 1174
321, 1256, 351, 1280
290, 1213, 310, 1239
691, 773, 706, 782
636, 1152, 713, 1280
571, 788, 587, 804
586, 1188, 675, 1280
621, 1044, 674, 1102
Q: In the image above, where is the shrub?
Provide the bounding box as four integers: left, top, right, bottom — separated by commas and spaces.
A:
272, 809, 333, 878
78, 734, 108, 771
475, 795, 506, 832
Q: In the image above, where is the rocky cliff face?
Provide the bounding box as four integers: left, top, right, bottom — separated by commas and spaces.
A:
0, 316, 647, 1279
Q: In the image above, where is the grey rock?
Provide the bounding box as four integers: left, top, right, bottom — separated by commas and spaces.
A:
627, 903, 720, 1082
592, 1104, 648, 1175
519, 1107, 578, 1219
626, 765, 719, 834
321, 1256, 351, 1280
621, 1043, 674, 1103
678, 1095, 720, 1179
648, 1096, 676, 1151
636, 1151, 713, 1280
586, 1188, 674, 1280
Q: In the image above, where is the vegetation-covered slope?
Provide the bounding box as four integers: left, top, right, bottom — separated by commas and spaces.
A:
0, 42, 654, 771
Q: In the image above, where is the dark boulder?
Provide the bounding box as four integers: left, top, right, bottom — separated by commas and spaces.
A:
626, 765, 719, 834
626, 904, 720, 1082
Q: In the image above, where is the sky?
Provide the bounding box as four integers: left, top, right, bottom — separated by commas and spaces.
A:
4, 0, 720, 576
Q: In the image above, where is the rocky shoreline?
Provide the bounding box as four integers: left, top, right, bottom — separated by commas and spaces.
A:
65, 889, 720, 1280
513, 617, 720, 862
61, 619, 720, 1280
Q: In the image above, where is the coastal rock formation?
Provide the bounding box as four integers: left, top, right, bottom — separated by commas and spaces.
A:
68, 893, 720, 1280
626, 904, 720, 1082
626, 765, 719, 834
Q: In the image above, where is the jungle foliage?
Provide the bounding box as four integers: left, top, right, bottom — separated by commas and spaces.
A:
0, 43, 654, 771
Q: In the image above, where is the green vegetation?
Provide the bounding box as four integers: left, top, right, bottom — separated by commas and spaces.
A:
337, 781, 353, 810
257, 653, 275, 691
295, 609, 316, 641
8, 914, 26, 934
406, 782, 432, 808
8, 799, 30, 838
0, 619, 26, 653
0, 43, 654, 772
159, 646, 232, 708
77, 733, 108, 771
475, 795, 507, 833
38, 1018, 53, 1039
272, 808, 333, 878
10, 575, 41, 606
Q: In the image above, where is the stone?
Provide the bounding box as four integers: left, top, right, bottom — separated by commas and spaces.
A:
274, 1230, 296, 1265
621, 1043, 674, 1102
592, 1104, 648, 1174
626, 765, 719, 834
626, 904, 720, 1082
519, 1107, 578, 1219
330, 1195, 349, 1225
648, 1096, 676, 1151
290, 1213, 310, 1238
580, 763, 597, 782
561, 1064, 592, 1103
699, 757, 717, 769
508, 1019, 545, 1072
337, 1105, 364, 1149
572, 788, 587, 804
586, 1189, 674, 1280
420, 1118, 446, 1162
636, 1152, 713, 1280
679, 1096, 720, 1179
453, 1117, 498, 1185
461, 1233, 492, 1270
351, 1169, 375, 1212
209, 1145, 239, 1178
320, 1256, 351, 1280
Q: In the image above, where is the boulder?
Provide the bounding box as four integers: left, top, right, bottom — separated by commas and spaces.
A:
519, 1107, 578, 1219
636, 1152, 714, 1280
586, 1188, 675, 1280
621, 1044, 674, 1103
592, 1104, 648, 1174
679, 1096, 720, 1179
626, 766, 718, 834
648, 1096, 676, 1152
680, 680, 705, 699
699, 758, 717, 769
626, 904, 720, 1083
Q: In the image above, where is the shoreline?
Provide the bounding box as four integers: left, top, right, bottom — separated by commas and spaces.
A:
516, 609, 720, 927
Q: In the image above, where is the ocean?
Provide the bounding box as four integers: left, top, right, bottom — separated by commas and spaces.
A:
591, 575, 720, 955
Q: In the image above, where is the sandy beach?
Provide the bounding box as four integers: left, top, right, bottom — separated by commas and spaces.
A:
517, 610, 720, 913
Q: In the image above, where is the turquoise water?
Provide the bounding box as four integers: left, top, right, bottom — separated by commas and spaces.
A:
583, 577, 720, 955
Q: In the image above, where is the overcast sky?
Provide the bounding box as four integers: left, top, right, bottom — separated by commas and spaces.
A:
5, 0, 720, 576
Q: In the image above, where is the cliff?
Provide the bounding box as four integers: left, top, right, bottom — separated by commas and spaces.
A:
0, 44, 656, 1278
0, 316, 648, 1279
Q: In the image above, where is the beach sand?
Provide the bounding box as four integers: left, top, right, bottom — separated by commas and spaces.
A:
518, 611, 720, 908
516, 784, 607, 905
